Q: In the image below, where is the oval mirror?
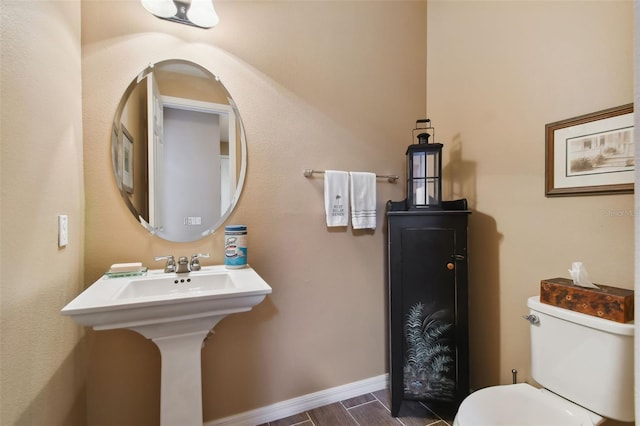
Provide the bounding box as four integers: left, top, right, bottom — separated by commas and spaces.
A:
111, 59, 247, 242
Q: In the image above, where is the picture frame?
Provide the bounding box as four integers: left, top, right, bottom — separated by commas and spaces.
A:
545, 103, 634, 197
112, 126, 121, 190
121, 124, 134, 193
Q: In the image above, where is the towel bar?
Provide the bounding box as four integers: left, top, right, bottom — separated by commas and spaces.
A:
303, 169, 398, 183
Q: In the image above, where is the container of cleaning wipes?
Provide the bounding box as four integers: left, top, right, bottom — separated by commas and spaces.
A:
224, 225, 247, 269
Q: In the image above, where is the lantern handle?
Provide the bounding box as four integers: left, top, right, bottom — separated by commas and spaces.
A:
413, 118, 435, 143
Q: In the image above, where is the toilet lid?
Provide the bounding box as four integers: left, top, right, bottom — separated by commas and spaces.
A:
455, 383, 603, 426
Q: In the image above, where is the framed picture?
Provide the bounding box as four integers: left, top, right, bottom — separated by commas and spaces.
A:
121, 124, 134, 193
545, 104, 634, 197
112, 126, 121, 190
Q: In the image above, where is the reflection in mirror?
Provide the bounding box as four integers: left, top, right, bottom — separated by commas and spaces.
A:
112, 60, 246, 242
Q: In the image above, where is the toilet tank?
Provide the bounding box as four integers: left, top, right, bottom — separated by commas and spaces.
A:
527, 295, 634, 422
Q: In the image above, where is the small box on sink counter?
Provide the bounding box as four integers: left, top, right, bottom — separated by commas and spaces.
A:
540, 277, 634, 323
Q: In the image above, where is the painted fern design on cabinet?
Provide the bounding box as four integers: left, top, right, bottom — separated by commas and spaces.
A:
404, 303, 455, 401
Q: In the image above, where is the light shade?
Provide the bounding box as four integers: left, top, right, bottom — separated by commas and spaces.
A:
187, 0, 219, 28
141, 0, 219, 29
141, 0, 177, 19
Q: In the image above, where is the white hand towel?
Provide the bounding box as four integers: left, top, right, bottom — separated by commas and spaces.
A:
350, 171, 377, 230
324, 170, 349, 227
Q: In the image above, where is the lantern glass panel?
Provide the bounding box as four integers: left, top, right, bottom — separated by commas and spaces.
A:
411, 151, 426, 205
410, 149, 440, 207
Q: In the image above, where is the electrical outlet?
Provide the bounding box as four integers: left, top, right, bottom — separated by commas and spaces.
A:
58, 215, 68, 247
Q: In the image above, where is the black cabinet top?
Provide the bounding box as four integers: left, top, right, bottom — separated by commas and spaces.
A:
386, 199, 471, 215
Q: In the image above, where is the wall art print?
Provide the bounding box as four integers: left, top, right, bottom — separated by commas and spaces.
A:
545, 103, 634, 197
404, 302, 455, 401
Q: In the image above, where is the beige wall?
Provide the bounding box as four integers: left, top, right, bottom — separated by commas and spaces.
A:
636, 0, 640, 420
427, 0, 634, 391
82, 0, 425, 423
1, 1, 634, 425
0, 1, 86, 425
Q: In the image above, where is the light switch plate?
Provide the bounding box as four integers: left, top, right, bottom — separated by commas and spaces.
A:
58, 215, 68, 247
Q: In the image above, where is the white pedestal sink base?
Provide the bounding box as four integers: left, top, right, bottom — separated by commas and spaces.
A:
131, 315, 229, 426
155, 331, 207, 426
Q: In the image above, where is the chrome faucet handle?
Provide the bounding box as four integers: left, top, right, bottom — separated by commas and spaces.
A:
155, 255, 176, 273
189, 253, 210, 271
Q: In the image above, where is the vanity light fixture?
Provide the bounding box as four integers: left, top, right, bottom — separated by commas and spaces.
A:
141, 0, 219, 29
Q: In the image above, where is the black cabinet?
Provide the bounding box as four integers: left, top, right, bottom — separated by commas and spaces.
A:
386, 199, 470, 417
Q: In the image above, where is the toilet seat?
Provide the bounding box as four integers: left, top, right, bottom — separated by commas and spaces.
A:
453, 383, 604, 426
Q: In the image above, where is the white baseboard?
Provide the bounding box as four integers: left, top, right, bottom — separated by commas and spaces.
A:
206, 373, 389, 426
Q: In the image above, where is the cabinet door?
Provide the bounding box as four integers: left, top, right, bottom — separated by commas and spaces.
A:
388, 214, 469, 416
401, 227, 457, 402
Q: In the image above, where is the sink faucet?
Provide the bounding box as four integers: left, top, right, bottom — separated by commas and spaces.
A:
176, 256, 190, 273
155, 255, 176, 273
156, 253, 210, 273
189, 253, 210, 271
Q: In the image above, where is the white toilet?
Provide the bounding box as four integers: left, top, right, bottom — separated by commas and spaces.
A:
453, 295, 634, 426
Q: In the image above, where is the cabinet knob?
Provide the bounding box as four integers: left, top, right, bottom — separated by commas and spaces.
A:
447, 262, 455, 270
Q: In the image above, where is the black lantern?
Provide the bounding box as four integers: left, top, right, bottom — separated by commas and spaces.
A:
406, 119, 442, 210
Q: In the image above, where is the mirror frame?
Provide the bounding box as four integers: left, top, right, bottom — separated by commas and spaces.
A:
111, 59, 247, 242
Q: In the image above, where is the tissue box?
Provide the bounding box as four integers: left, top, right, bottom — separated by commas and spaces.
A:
539, 278, 634, 323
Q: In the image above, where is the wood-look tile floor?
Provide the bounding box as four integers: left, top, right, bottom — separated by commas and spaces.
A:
258, 389, 454, 426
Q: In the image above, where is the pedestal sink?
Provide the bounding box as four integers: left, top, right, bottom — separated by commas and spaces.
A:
61, 265, 272, 426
